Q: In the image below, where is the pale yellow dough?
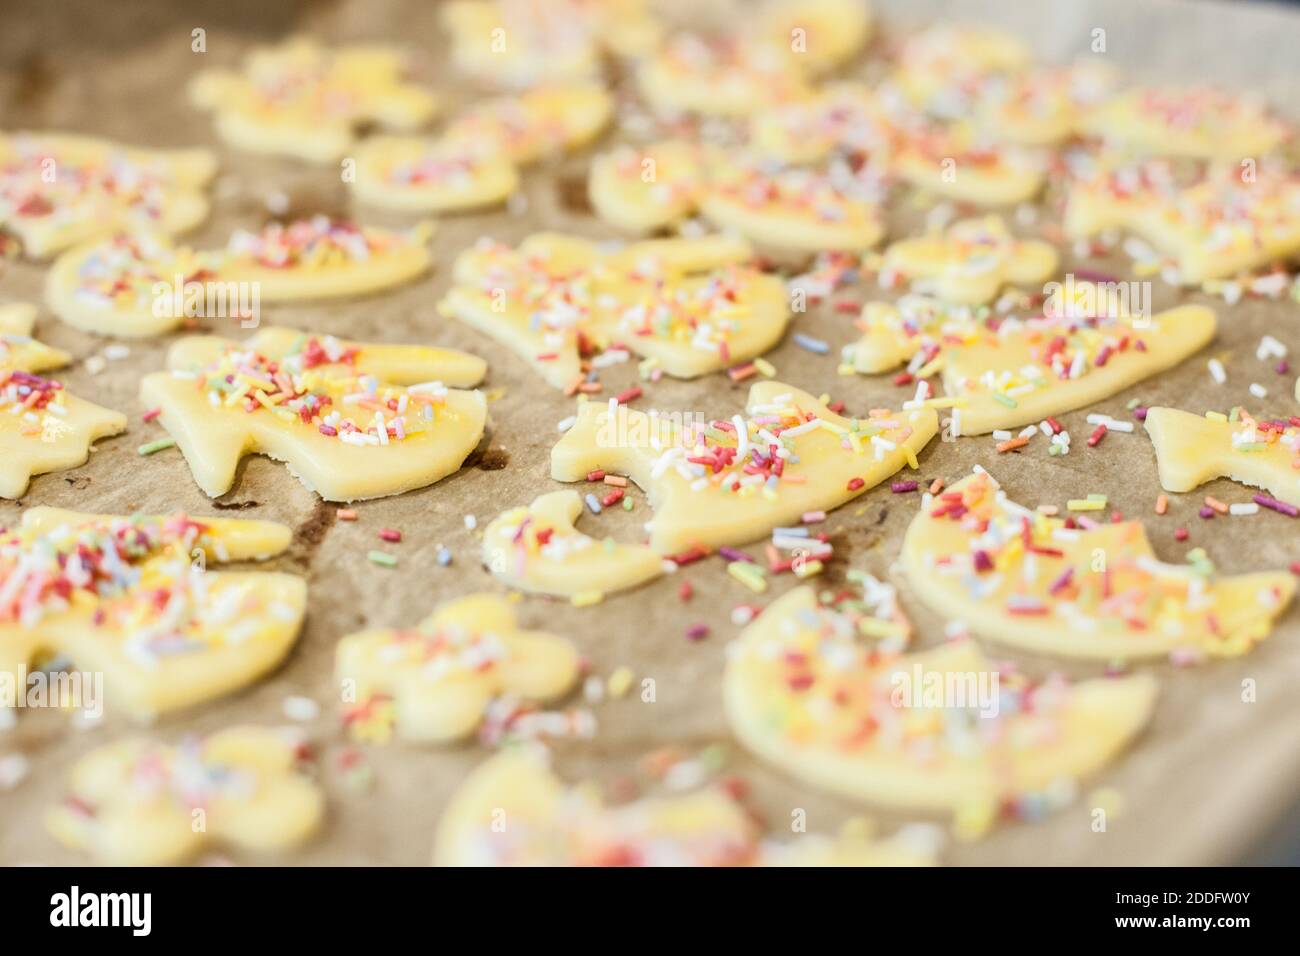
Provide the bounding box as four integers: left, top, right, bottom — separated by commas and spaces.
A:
140, 328, 487, 501
901, 470, 1296, 660
724, 586, 1157, 814
747, 82, 893, 165
890, 122, 1047, 207
749, 0, 874, 74
2, 508, 304, 721
442, 85, 613, 165
48, 727, 323, 865
188, 38, 438, 163
636, 32, 812, 118
0, 131, 215, 258
1079, 87, 1288, 160
335, 593, 579, 743
351, 136, 519, 213
483, 490, 664, 598
433, 748, 936, 866
551, 381, 938, 554
882, 215, 1058, 305
587, 140, 707, 233
439, 233, 789, 389
891, 25, 1030, 118
1144, 406, 1300, 508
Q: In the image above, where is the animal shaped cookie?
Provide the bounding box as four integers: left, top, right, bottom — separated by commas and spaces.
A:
48, 727, 323, 865
725, 586, 1157, 815
551, 382, 938, 554
335, 593, 580, 743
1, 508, 305, 720
902, 470, 1296, 660
0, 131, 215, 258
139, 328, 487, 501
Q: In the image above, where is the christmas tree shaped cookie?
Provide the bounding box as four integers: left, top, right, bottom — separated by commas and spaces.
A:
441, 85, 613, 165
725, 586, 1157, 815
189, 38, 439, 163
335, 593, 580, 743
552, 382, 938, 554
1079, 87, 1289, 160
0, 305, 126, 498
1, 508, 305, 720
439, 233, 789, 389
350, 136, 519, 213
0, 131, 215, 258
48, 727, 323, 865
139, 328, 487, 501
1145, 406, 1300, 508
434, 748, 937, 866
881, 215, 1057, 305
48, 218, 434, 337
483, 490, 664, 598
902, 470, 1296, 661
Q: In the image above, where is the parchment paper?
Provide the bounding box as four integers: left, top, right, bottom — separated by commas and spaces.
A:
2, 0, 1299, 866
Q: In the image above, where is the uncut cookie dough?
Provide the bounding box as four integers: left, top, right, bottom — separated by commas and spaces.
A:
902, 470, 1296, 661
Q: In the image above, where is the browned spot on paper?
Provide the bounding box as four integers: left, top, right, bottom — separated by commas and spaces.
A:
289, 498, 337, 568
474, 447, 510, 471
556, 173, 593, 215
213, 499, 261, 510
10, 53, 56, 114
63, 476, 92, 491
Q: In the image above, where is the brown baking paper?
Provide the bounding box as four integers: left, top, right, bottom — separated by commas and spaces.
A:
1, 0, 1298, 866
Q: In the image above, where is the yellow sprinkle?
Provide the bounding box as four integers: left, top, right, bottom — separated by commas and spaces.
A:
571, 590, 604, 607
607, 666, 634, 699
1067, 499, 1105, 511
793, 559, 824, 579
1205, 410, 1228, 422
754, 358, 776, 377
727, 562, 768, 593
857, 616, 905, 639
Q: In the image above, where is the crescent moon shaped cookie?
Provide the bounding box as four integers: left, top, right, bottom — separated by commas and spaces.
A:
551, 382, 938, 554
0, 131, 215, 259
1144, 406, 1300, 509
139, 328, 487, 501
852, 286, 1217, 436
637, 32, 811, 118
188, 38, 439, 163
1079, 87, 1289, 160
47, 219, 434, 336
1, 508, 305, 721
335, 593, 580, 743
439, 233, 789, 389
0, 308, 126, 498
901, 470, 1296, 661
724, 586, 1157, 815
881, 216, 1057, 305
433, 748, 936, 866
47, 727, 323, 865
890, 121, 1046, 207
483, 490, 664, 598
441, 85, 613, 165
350, 136, 519, 213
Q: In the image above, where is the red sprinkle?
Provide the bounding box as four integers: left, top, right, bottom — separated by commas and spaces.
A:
141, 407, 162, 423
378, 528, 402, 543
602, 489, 624, 508
1087, 424, 1107, 447
586, 470, 606, 482
615, 386, 643, 404
847, 477, 865, 491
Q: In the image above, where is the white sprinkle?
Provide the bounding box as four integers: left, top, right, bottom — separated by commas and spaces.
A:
1249, 383, 1268, 399
283, 696, 320, 722
992, 429, 1012, 441
556, 414, 577, 432
464, 514, 478, 530
1208, 358, 1227, 385
1230, 503, 1260, 516
0, 753, 28, 790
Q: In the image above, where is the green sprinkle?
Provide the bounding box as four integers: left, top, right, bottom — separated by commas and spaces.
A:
1087, 493, 1107, 503
622, 497, 633, 511
137, 437, 176, 456
1126, 398, 1141, 410
367, 550, 398, 568
992, 393, 1018, 408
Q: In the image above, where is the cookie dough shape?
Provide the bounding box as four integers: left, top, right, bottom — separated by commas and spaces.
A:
440, 233, 789, 389
1079, 87, 1289, 161
882, 215, 1057, 305
48, 727, 323, 865
552, 382, 938, 554
902, 470, 1296, 660
483, 490, 664, 598
588, 140, 708, 233
442, 85, 613, 165
433, 748, 936, 866
890, 120, 1047, 207
974, 62, 1117, 146
891, 25, 1030, 119
1, 508, 305, 720
0, 131, 215, 258
1145, 407, 1300, 508
139, 328, 487, 501
636, 32, 811, 118
350, 136, 519, 213
0, 309, 126, 498
748, 82, 894, 165
188, 38, 438, 163
724, 586, 1157, 813
749, 0, 873, 75
47, 219, 434, 336
335, 593, 579, 743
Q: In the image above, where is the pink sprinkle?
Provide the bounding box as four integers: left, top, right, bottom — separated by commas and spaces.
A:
141, 407, 162, 422
686, 624, 710, 642
1254, 494, 1299, 518
379, 528, 402, 542
891, 480, 918, 494
801, 510, 826, 524
973, 549, 993, 573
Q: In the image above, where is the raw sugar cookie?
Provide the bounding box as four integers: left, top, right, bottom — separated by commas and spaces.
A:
974, 62, 1117, 146
47, 726, 323, 865
139, 328, 487, 501
1, 508, 305, 720
854, 286, 1217, 436
890, 120, 1046, 207
902, 470, 1296, 661
551, 381, 938, 554
0, 310, 126, 498
0, 131, 215, 259
350, 136, 519, 213
1079, 87, 1289, 161
636, 32, 811, 118
881, 215, 1057, 305
47, 218, 434, 336
588, 140, 708, 233
441, 85, 613, 165
724, 586, 1157, 815
433, 748, 936, 866
1144, 406, 1300, 509
748, 0, 874, 75
335, 593, 580, 743
188, 38, 438, 163
890, 25, 1030, 119
483, 490, 663, 598
748, 82, 895, 165
439, 233, 789, 389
